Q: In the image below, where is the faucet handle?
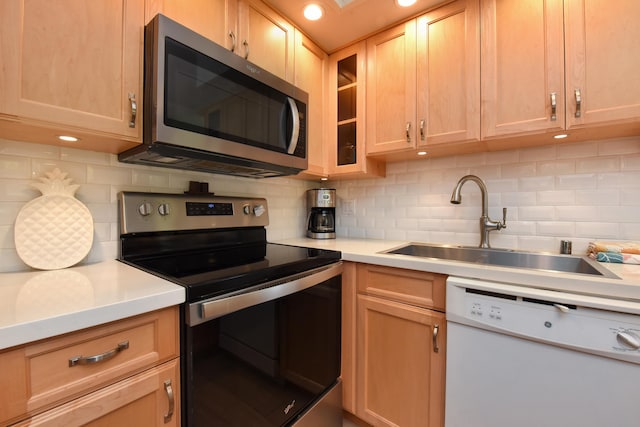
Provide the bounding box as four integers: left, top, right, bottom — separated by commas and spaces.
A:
501, 207, 507, 229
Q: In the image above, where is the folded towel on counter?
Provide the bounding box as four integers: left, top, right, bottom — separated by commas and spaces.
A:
587, 241, 640, 256
595, 252, 640, 265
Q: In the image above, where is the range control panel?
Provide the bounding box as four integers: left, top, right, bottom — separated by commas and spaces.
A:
119, 191, 269, 234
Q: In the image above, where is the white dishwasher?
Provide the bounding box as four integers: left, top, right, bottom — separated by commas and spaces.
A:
445, 276, 640, 427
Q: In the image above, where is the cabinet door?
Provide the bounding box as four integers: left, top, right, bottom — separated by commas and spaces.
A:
356, 295, 445, 427
417, 0, 480, 147
145, 0, 236, 49
564, 0, 640, 128
13, 359, 180, 427
294, 30, 328, 178
237, 0, 294, 82
328, 42, 385, 178
0, 0, 143, 146
366, 20, 417, 154
480, 0, 565, 138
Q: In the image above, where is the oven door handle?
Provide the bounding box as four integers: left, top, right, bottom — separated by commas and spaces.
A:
189, 262, 343, 326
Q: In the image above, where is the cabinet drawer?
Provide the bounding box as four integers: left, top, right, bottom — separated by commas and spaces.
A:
356, 264, 446, 311
12, 359, 180, 427
0, 306, 179, 425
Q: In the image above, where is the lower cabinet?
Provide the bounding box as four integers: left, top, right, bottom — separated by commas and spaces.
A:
343, 263, 446, 427
12, 359, 180, 427
0, 306, 180, 427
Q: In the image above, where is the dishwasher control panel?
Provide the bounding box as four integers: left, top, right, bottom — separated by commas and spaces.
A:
446, 276, 640, 364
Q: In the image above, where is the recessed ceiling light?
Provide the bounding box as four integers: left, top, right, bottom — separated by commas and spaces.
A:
553, 134, 568, 139
58, 135, 79, 142
304, 4, 324, 21
396, 0, 417, 7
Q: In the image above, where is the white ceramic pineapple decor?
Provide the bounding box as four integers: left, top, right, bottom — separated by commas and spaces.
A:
14, 168, 94, 270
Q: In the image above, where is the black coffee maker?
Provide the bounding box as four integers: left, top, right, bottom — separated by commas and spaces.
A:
306, 189, 336, 239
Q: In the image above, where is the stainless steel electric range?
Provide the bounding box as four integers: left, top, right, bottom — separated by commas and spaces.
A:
118, 191, 343, 427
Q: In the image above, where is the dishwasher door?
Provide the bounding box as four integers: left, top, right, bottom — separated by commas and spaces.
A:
445, 277, 640, 427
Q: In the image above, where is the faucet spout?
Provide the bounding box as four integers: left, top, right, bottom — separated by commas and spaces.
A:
450, 175, 506, 248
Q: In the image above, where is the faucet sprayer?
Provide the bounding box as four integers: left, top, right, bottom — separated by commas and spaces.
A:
450, 175, 507, 248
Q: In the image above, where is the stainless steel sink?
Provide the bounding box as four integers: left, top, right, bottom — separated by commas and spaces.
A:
383, 243, 619, 278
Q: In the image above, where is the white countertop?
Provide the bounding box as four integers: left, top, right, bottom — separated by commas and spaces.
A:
278, 237, 640, 302
0, 259, 185, 350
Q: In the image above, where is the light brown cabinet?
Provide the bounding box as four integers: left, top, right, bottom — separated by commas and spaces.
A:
0, 307, 180, 427
0, 0, 144, 154
343, 263, 446, 427
145, 0, 236, 48
480, 0, 566, 139
237, 0, 294, 82
146, 0, 293, 82
482, 0, 640, 143
294, 30, 329, 179
366, 0, 480, 157
564, 0, 640, 130
327, 43, 385, 178
366, 20, 417, 155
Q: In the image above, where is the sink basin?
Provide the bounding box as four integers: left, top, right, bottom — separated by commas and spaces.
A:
383, 243, 619, 279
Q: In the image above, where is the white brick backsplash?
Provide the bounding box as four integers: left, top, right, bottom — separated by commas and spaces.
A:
0, 156, 31, 179
621, 154, 640, 171
2, 136, 640, 272
576, 157, 620, 173
537, 190, 575, 205
576, 189, 620, 206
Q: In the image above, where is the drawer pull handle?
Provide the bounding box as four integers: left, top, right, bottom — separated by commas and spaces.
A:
432, 324, 440, 353
68, 341, 129, 367
164, 379, 175, 422
406, 121, 412, 143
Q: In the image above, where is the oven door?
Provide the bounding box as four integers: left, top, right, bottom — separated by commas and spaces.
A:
183, 263, 342, 427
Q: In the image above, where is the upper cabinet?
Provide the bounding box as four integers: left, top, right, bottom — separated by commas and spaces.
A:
366, 0, 481, 156
481, 0, 566, 138
145, 0, 236, 48
417, 0, 481, 150
366, 20, 418, 155
564, 0, 640, 129
482, 0, 640, 141
294, 30, 328, 179
328, 42, 385, 178
147, 0, 293, 82
236, 0, 294, 82
0, 0, 144, 153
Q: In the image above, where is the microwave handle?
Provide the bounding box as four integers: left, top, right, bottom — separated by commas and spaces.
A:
286, 97, 300, 154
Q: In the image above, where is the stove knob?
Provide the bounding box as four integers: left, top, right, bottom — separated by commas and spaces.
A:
138, 202, 153, 216
158, 203, 170, 216
242, 204, 251, 215
253, 204, 266, 217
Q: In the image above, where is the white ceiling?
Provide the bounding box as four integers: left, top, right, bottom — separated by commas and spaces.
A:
265, 0, 447, 53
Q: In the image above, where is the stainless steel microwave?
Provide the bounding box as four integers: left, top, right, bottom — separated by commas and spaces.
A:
119, 14, 308, 178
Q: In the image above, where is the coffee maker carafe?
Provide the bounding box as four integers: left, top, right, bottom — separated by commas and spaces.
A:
307, 189, 336, 239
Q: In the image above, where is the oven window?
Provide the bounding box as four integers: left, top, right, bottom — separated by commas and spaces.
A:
164, 37, 305, 155
184, 275, 341, 426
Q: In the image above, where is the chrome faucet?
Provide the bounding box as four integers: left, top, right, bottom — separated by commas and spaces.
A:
450, 175, 507, 248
